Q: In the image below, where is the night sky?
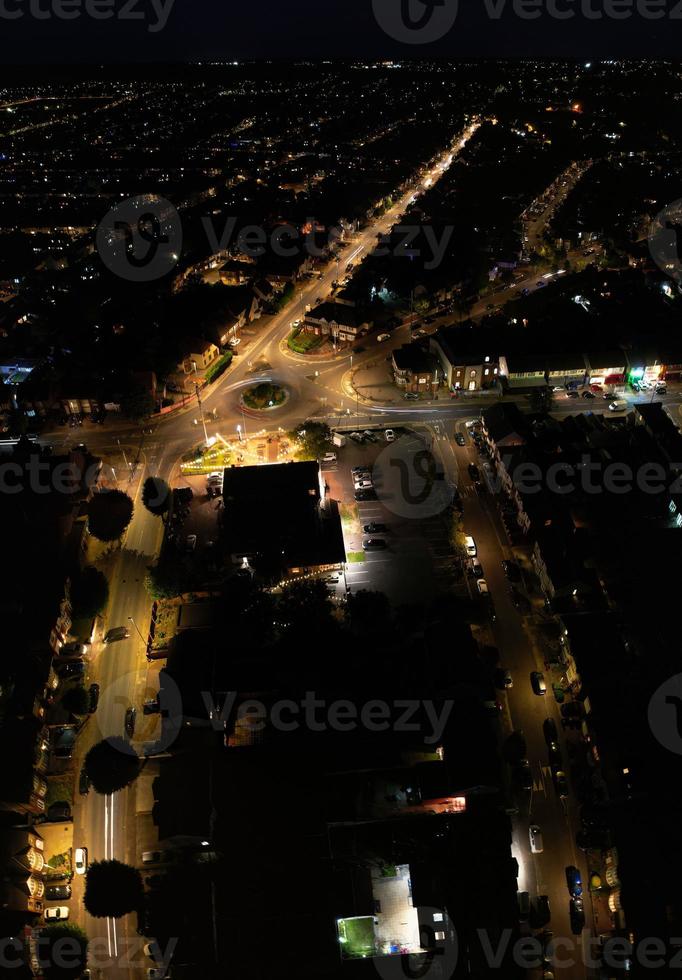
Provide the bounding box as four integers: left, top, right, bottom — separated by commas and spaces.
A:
3, 0, 682, 65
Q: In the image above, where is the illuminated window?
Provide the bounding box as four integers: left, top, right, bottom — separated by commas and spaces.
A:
435, 931, 446, 941
484, 369, 489, 376
433, 913, 444, 922
677, 513, 682, 528
669, 500, 677, 515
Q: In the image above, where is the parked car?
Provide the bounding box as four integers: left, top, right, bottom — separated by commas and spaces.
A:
58, 641, 89, 658
363, 523, 387, 533
46, 884, 71, 901
468, 559, 483, 577
104, 626, 130, 643
514, 760, 532, 789
44, 907, 70, 921
79, 767, 90, 796
565, 865, 583, 897
142, 851, 162, 865
547, 741, 563, 767
354, 478, 374, 491
569, 896, 585, 934
403, 391, 419, 400
553, 769, 569, 798
464, 535, 477, 557
56, 661, 85, 678
74, 847, 88, 875
581, 390, 596, 399
455, 432, 466, 446
529, 824, 544, 854
355, 489, 376, 501
352, 466, 371, 474
531, 671, 547, 695
566, 390, 579, 398
377, 333, 391, 342
88, 683, 100, 713
143, 698, 160, 715
384, 429, 396, 442
363, 538, 387, 550
349, 431, 364, 442
495, 667, 513, 690
362, 430, 377, 442
467, 463, 480, 480
125, 707, 137, 738
501, 559, 521, 582
47, 803, 71, 822
543, 717, 558, 744
532, 895, 551, 929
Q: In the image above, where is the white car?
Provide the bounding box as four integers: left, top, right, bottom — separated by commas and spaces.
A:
377, 333, 391, 342
44, 906, 70, 921
354, 478, 374, 491
476, 578, 490, 596
384, 429, 396, 442
74, 847, 88, 875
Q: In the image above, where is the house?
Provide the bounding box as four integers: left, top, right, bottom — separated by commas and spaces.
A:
481, 403, 529, 450
659, 348, 682, 382
303, 302, 371, 345
0, 828, 46, 917
218, 260, 255, 286
221, 460, 346, 577
252, 278, 279, 303
205, 287, 261, 348
180, 338, 220, 375
498, 353, 547, 389
392, 342, 441, 393
584, 351, 627, 387
429, 333, 498, 391
624, 348, 664, 387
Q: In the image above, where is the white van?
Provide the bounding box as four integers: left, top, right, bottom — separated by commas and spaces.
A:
529, 824, 544, 854
465, 535, 477, 557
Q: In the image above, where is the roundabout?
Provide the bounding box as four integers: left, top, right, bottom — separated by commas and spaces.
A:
240, 381, 289, 412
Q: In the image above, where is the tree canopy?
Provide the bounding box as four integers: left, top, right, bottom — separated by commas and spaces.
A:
289, 420, 333, 461
70, 566, 109, 618
39, 923, 88, 980
87, 490, 134, 542
84, 859, 143, 918
84, 737, 141, 794
142, 476, 171, 518
120, 384, 155, 421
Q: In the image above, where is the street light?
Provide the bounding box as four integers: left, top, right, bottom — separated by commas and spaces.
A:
128, 616, 146, 645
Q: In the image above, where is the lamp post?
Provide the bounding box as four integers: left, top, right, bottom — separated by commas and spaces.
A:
194, 382, 210, 447
127, 616, 146, 645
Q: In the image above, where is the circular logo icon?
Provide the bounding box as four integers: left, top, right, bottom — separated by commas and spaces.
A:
97, 669, 183, 757
648, 199, 682, 284
648, 673, 682, 756
96, 194, 182, 282
374, 432, 455, 520
372, 0, 459, 44
374, 907, 458, 980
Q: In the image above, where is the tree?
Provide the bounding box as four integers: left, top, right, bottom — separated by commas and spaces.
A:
84, 859, 143, 918
70, 566, 109, 618
273, 281, 295, 312
84, 738, 141, 794
145, 562, 189, 599
142, 476, 171, 519
39, 924, 88, 980
346, 590, 391, 634
61, 686, 90, 716
87, 490, 134, 542
528, 387, 554, 414
120, 385, 155, 421
289, 420, 333, 461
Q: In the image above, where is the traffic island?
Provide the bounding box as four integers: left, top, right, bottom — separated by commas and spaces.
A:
241, 382, 289, 411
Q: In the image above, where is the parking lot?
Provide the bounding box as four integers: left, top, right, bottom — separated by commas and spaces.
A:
323, 426, 457, 605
